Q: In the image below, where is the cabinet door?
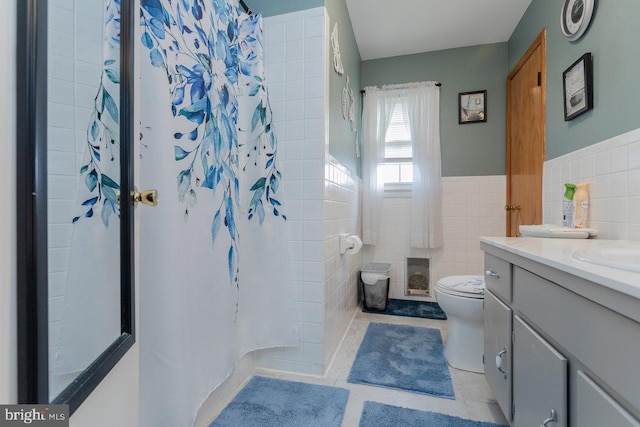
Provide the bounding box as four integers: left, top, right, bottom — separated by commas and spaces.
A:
576, 371, 640, 427
513, 316, 567, 427
484, 289, 512, 421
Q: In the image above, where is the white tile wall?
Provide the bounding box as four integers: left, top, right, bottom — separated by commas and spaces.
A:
255, 7, 328, 376
363, 176, 506, 300
323, 159, 361, 369
543, 127, 640, 241
47, 1, 104, 398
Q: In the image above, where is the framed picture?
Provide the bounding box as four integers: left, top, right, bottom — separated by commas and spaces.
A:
563, 53, 593, 121
459, 90, 487, 124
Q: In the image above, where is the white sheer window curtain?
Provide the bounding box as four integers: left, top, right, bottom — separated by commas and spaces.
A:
361, 89, 395, 245
361, 82, 442, 249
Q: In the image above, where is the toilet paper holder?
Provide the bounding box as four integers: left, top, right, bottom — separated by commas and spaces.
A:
339, 233, 362, 255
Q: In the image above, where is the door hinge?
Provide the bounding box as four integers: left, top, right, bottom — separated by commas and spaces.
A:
537, 71, 541, 86
482, 354, 485, 365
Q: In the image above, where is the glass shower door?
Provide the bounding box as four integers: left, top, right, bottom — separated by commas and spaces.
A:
17, 0, 136, 414
47, 0, 122, 399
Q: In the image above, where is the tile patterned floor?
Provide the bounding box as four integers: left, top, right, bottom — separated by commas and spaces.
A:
223, 310, 508, 426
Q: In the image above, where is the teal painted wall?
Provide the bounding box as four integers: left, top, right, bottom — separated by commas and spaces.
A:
244, 0, 322, 17
326, 0, 362, 176
510, 0, 640, 159
361, 43, 508, 177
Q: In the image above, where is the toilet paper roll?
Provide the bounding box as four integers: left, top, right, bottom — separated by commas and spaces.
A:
344, 235, 362, 255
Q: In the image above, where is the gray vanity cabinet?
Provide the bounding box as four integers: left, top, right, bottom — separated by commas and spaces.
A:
513, 316, 567, 427
484, 289, 512, 420
482, 240, 640, 426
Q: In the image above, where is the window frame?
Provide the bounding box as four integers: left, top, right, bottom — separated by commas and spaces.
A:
379, 100, 413, 194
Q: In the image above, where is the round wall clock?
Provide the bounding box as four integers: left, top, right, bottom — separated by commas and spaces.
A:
561, 0, 595, 41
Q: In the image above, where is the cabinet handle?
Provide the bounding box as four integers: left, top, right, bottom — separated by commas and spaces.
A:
485, 269, 500, 278
540, 409, 557, 427
495, 347, 507, 379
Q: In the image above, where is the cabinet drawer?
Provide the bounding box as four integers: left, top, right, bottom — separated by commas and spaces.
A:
576, 371, 640, 427
484, 253, 512, 301
513, 266, 640, 412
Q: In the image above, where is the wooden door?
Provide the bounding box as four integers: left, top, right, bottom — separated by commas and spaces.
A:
506, 30, 546, 236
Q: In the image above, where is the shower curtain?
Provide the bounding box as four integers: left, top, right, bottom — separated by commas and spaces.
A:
139, 1, 297, 425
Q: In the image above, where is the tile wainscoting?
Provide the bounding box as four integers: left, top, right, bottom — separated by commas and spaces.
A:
543, 127, 640, 240
363, 176, 506, 300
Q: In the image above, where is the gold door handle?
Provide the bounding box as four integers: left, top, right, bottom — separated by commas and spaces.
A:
505, 204, 520, 212
132, 186, 159, 207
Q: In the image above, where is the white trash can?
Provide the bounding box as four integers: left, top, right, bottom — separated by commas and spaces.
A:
361, 263, 391, 311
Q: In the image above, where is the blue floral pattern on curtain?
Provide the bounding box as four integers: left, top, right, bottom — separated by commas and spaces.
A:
137, 4, 298, 424
238, 14, 286, 223
73, 0, 121, 227
139, 0, 285, 286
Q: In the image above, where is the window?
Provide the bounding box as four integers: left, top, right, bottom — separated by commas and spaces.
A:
378, 101, 413, 187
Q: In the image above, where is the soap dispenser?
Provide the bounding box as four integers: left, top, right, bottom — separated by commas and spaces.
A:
563, 183, 576, 228
573, 182, 589, 229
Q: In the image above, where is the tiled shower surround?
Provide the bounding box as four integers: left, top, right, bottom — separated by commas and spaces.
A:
363, 176, 506, 300
543, 127, 640, 240
254, 8, 362, 376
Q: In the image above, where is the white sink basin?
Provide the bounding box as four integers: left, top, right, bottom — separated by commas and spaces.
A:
573, 241, 640, 273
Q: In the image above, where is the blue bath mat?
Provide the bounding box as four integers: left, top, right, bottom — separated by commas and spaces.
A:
347, 322, 454, 399
362, 298, 447, 320
209, 376, 349, 427
359, 401, 508, 427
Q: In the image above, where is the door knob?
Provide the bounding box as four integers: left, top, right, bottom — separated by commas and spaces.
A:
505, 204, 520, 211
131, 186, 159, 207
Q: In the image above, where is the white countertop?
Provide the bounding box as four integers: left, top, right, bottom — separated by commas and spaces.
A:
479, 237, 640, 300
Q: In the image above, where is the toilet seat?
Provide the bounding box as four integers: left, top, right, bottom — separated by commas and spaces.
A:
435, 275, 485, 299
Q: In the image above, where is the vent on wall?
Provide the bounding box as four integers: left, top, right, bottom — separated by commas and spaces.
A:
406, 257, 429, 296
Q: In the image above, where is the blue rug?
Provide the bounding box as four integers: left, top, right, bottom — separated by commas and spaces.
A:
209, 376, 349, 427
347, 322, 454, 399
359, 400, 507, 427
363, 298, 447, 320
359, 401, 508, 427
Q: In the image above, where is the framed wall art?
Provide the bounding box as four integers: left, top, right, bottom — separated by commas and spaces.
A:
459, 90, 487, 124
563, 53, 593, 121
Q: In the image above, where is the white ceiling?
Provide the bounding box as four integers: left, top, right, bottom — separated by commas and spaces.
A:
345, 0, 534, 61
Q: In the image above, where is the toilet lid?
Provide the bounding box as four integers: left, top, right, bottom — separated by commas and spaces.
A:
436, 275, 485, 298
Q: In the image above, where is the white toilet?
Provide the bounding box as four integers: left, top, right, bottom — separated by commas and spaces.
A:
434, 275, 485, 373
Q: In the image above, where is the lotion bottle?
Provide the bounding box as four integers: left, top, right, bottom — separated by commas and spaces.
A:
573, 182, 589, 229
563, 183, 576, 228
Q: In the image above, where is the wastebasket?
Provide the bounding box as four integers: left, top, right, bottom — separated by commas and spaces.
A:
361, 263, 391, 311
